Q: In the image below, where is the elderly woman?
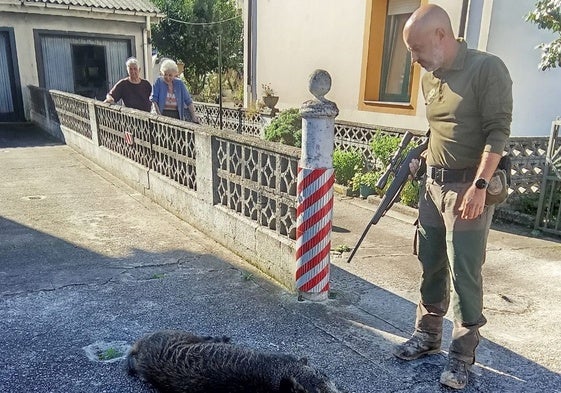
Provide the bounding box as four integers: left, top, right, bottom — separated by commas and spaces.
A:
151, 59, 199, 123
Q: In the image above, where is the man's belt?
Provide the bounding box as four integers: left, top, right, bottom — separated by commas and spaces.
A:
426, 166, 477, 183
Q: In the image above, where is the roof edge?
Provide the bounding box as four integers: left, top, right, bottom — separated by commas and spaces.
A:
19, 1, 164, 18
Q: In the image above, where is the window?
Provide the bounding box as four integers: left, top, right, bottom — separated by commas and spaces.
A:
71, 45, 108, 100
360, 0, 424, 114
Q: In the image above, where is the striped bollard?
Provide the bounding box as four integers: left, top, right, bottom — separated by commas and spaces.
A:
296, 69, 339, 301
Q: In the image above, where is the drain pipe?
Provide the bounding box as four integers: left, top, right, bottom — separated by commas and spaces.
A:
459, 0, 470, 38
143, 15, 152, 80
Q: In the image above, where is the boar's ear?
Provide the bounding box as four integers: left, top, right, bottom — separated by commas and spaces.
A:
279, 376, 308, 393
298, 357, 308, 365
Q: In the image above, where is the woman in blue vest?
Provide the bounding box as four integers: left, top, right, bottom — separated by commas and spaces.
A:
151, 59, 199, 123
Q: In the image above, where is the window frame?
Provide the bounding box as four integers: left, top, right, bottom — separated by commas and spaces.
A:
359, 0, 426, 115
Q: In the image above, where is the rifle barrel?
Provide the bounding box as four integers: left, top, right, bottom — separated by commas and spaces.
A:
346, 133, 428, 264
376, 132, 414, 189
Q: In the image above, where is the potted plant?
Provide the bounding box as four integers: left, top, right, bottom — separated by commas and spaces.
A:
352, 171, 380, 199
261, 83, 279, 110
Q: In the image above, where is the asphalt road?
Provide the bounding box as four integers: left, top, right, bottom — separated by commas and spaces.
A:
1, 124, 560, 392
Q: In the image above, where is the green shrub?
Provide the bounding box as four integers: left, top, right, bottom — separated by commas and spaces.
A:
376, 174, 419, 207
351, 171, 381, 192
510, 194, 540, 215
333, 149, 363, 186
367, 132, 422, 207
401, 180, 420, 208
369, 132, 401, 169
264, 108, 302, 147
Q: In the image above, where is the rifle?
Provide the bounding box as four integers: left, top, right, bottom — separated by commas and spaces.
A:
346, 131, 429, 263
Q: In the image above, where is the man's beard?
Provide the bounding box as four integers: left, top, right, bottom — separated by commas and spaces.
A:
425, 46, 445, 72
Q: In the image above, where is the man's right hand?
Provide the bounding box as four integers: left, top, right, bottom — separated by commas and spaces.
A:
409, 150, 427, 179
409, 159, 421, 178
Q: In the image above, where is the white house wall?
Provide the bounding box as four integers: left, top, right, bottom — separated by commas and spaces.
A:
252, 0, 560, 137
254, 0, 377, 124
483, 0, 561, 136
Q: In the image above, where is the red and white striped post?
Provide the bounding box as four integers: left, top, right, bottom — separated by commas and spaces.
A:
296, 70, 339, 301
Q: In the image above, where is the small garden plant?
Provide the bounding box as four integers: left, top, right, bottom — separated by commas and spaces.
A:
333, 149, 363, 186
261, 82, 276, 97
264, 108, 302, 147
98, 347, 121, 361
340, 131, 422, 206
334, 244, 351, 253
369, 131, 401, 169
351, 171, 380, 192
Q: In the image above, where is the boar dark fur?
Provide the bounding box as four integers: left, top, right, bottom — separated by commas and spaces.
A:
126, 329, 341, 393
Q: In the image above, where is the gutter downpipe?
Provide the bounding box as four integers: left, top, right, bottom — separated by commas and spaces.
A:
459, 0, 470, 38
143, 15, 151, 80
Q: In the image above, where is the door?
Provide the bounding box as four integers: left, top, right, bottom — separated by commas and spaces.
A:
0, 29, 24, 122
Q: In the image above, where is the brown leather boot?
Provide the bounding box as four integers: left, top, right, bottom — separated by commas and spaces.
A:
440, 357, 471, 389
392, 334, 441, 360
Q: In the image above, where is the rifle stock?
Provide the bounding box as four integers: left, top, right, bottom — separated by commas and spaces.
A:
346, 133, 428, 264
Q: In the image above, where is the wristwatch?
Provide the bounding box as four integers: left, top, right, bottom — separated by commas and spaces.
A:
474, 178, 489, 190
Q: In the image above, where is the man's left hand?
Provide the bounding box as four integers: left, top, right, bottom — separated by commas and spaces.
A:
459, 185, 486, 220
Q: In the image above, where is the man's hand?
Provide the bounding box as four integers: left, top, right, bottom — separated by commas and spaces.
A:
459, 185, 486, 220
409, 159, 420, 179
408, 150, 427, 179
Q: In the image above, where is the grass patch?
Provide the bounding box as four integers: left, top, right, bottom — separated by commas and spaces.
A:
334, 244, 351, 253
98, 347, 121, 361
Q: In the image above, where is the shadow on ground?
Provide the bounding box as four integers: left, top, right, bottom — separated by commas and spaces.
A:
1, 124, 560, 392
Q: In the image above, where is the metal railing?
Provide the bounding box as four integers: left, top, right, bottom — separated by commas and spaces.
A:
535, 120, 561, 236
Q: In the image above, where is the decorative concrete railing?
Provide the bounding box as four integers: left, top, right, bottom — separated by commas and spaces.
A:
27, 85, 556, 245
193, 102, 263, 138
28, 86, 300, 290
191, 100, 549, 227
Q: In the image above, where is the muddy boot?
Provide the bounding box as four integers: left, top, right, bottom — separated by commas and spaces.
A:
440, 357, 471, 389
392, 333, 441, 360
393, 302, 445, 360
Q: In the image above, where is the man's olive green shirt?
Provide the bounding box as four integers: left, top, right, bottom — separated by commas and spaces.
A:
422, 39, 512, 169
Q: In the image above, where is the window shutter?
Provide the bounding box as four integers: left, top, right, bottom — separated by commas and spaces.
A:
387, 0, 420, 15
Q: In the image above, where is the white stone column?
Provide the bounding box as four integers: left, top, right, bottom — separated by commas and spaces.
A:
295, 70, 339, 301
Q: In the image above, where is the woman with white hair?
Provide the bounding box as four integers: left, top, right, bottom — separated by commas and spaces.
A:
150, 59, 199, 123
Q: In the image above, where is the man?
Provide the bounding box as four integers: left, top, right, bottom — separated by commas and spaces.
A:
393, 4, 512, 390
104, 57, 152, 112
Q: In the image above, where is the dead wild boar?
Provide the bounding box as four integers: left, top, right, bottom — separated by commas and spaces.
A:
126, 329, 341, 393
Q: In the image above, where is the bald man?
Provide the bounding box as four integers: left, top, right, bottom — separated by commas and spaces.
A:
393, 4, 512, 390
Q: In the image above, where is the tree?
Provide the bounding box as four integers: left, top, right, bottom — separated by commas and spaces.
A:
151, 0, 243, 95
526, 0, 561, 70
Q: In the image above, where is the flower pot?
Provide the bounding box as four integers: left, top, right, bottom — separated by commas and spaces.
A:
359, 184, 375, 199
263, 95, 279, 109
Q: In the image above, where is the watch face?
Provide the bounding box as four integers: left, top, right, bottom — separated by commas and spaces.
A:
475, 178, 488, 189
